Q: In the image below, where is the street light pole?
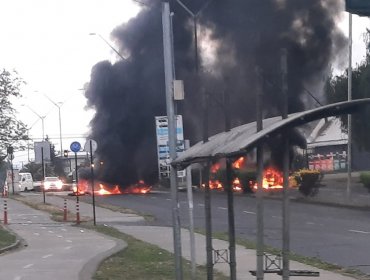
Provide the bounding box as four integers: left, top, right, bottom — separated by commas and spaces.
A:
23, 105, 46, 140
89, 33, 126, 60
43, 94, 63, 155
162, 3, 183, 279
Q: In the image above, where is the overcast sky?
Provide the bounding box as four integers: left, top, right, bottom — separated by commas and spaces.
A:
0, 1, 369, 167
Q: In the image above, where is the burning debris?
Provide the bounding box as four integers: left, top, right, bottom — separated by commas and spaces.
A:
72, 179, 152, 196
84, 0, 346, 186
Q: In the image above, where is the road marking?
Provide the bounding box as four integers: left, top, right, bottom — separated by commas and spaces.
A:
61, 228, 67, 232
33, 232, 40, 236
48, 230, 54, 234
42, 254, 53, 259
13, 276, 22, 280
57, 235, 63, 238
64, 246, 72, 250
218, 207, 228, 210
198, 204, 205, 207
243, 211, 256, 215
306, 222, 315, 225
349, 229, 370, 234
272, 215, 282, 219
66, 239, 73, 243
23, 264, 34, 269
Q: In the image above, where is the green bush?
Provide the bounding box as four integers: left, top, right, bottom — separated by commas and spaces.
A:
295, 169, 322, 197
360, 171, 370, 191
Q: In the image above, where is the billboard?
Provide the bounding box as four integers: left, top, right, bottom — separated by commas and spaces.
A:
155, 115, 185, 178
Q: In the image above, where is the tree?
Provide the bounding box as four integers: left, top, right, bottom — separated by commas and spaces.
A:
0, 69, 28, 155
324, 29, 370, 151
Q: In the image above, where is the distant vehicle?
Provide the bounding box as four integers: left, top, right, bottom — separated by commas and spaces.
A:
18, 173, 34, 192
42, 177, 63, 191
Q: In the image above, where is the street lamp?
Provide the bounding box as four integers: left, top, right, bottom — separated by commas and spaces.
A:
22, 104, 46, 140
43, 94, 64, 156
89, 33, 126, 60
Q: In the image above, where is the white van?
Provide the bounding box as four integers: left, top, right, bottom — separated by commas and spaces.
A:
18, 173, 34, 191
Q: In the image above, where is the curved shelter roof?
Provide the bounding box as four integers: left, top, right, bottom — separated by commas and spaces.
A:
173, 98, 370, 168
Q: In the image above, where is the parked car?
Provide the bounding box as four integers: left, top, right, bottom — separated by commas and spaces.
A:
18, 172, 34, 192
42, 177, 63, 191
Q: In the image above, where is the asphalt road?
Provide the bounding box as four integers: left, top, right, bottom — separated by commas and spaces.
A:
86, 187, 370, 275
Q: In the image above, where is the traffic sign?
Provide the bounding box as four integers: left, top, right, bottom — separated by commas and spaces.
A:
84, 139, 98, 155
70, 141, 81, 153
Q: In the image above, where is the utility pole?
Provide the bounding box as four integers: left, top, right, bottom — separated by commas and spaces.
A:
281, 48, 290, 280
162, 2, 183, 280
347, 13, 353, 199
255, 66, 264, 280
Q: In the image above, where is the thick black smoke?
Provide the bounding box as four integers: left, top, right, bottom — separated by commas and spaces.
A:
84, 0, 346, 186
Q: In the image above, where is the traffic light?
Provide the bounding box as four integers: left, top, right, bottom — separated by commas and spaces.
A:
63, 150, 69, 157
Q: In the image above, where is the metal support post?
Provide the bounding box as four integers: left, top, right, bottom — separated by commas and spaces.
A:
204, 162, 213, 280
90, 140, 96, 226
347, 13, 353, 199
41, 147, 46, 204
74, 152, 80, 224
162, 3, 183, 279
226, 158, 237, 280
255, 66, 264, 280
281, 48, 290, 280
185, 140, 196, 279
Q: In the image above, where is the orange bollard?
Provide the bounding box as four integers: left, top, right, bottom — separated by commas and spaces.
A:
76, 199, 80, 224
63, 199, 67, 221
3, 199, 8, 225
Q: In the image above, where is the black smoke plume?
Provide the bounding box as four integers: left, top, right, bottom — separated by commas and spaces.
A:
84, 0, 346, 186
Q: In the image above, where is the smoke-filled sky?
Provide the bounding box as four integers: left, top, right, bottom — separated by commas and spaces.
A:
84, 0, 368, 186
0, 0, 368, 174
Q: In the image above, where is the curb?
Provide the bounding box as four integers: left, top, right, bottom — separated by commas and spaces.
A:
0, 225, 27, 255
79, 235, 127, 280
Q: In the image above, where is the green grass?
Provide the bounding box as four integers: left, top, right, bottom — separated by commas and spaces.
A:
0, 226, 16, 249
82, 224, 228, 280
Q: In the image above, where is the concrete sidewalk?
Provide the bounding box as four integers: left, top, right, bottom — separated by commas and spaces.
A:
0, 197, 125, 280
9, 192, 358, 280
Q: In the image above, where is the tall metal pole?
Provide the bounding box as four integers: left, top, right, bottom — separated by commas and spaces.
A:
347, 13, 353, 199
224, 89, 236, 279
43, 94, 63, 154
281, 48, 290, 280
90, 140, 96, 226
185, 140, 196, 280
255, 67, 264, 280
162, 3, 183, 280
41, 147, 46, 204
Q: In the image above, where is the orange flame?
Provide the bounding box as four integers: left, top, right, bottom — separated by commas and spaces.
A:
72, 179, 151, 195
253, 167, 284, 190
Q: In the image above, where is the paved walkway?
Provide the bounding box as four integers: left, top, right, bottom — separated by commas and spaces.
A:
0, 198, 125, 280
0, 189, 361, 280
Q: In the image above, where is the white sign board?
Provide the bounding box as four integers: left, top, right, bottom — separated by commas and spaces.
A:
34, 141, 51, 163
84, 139, 98, 155
155, 115, 185, 178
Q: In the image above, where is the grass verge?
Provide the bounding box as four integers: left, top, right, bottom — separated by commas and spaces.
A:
0, 225, 16, 250
11, 196, 228, 280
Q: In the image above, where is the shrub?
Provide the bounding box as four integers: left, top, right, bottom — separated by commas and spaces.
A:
359, 171, 370, 192
295, 169, 322, 197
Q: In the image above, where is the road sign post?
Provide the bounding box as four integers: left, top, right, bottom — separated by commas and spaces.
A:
70, 141, 81, 224
84, 139, 98, 226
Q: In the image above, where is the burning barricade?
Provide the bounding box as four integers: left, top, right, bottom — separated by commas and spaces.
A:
72, 179, 152, 196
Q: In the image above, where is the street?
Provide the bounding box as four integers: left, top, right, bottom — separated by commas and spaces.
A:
86, 184, 370, 275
